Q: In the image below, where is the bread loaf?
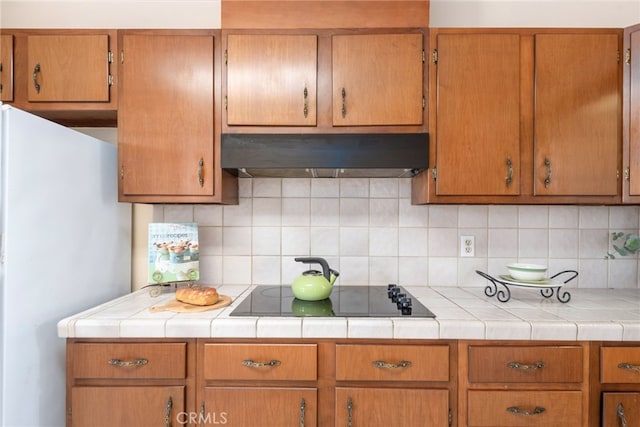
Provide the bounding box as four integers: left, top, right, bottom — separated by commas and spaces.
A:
175, 286, 219, 306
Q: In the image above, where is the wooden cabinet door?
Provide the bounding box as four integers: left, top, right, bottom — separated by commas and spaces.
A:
603, 393, 640, 427
226, 34, 317, 126
332, 33, 424, 126
534, 33, 620, 196
1, 34, 13, 101
27, 34, 110, 102
119, 33, 215, 198
71, 386, 184, 427
434, 33, 521, 196
204, 387, 317, 426
335, 387, 449, 427
624, 24, 640, 202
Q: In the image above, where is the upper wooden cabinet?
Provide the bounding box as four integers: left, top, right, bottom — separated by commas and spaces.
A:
432, 33, 521, 197
2, 29, 117, 126
533, 33, 620, 197
118, 30, 237, 204
413, 28, 622, 205
26, 34, 110, 102
331, 33, 424, 126
226, 34, 318, 126
223, 29, 427, 133
623, 23, 640, 203
0, 34, 14, 102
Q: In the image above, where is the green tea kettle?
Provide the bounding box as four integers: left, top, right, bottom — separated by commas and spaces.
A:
292, 257, 339, 301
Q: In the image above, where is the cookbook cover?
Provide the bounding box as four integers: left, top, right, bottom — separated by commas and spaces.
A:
148, 222, 200, 284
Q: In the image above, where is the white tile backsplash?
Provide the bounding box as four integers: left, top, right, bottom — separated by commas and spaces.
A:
155, 178, 640, 289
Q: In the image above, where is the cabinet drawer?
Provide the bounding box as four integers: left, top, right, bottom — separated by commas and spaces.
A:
468, 345, 583, 383
336, 344, 449, 382
467, 390, 583, 426
72, 343, 187, 379
203, 344, 317, 381
601, 347, 640, 383
602, 392, 640, 427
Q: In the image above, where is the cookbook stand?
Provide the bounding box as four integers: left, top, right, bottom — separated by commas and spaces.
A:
476, 270, 578, 303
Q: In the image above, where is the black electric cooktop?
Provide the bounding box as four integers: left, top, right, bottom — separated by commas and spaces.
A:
230, 285, 436, 318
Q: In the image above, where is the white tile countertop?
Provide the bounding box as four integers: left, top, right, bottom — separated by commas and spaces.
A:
58, 284, 640, 341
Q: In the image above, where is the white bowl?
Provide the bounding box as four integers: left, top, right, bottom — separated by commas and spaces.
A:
507, 263, 548, 281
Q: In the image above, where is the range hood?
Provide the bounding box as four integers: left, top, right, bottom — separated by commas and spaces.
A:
221, 133, 429, 178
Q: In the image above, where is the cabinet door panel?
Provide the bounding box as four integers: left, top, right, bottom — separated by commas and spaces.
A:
627, 26, 640, 197
336, 387, 448, 427
603, 393, 640, 427
435, 33, 521, 196
204, 387, 317, 426
119, 34, 215, 196
226, 34, 317, 126
27, 35, 110, 102
534, 33, 619, 196
332, 33, 423, 126
1, 34, 13, 101
71, 386, 184, 427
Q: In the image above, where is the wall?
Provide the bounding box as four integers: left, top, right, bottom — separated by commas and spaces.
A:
3, 0, 640, 289
149, 178, 640, 290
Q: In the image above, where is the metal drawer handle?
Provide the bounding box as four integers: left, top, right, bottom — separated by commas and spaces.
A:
341, 87, 347, 118
507, 361, 545, 370
242, 359, 281, 368
299, 398, 306, 427
32, 63, 41, 94
618, 403, 628, 427
505, 157, 513, 187
198, 157, 204, 187
544, 157, 552, 187
108, 358, 148, 367
507, 406, 546, 416
165, 396, 172, 427
303, 87, 309, 118
618, 362, 640, 372
346, 397, 353, 427
372, 360, 412, 369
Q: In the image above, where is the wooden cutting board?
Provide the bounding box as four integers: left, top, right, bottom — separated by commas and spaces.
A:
149, 295, 232, 313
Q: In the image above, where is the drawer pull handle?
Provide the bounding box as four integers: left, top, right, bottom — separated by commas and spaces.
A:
507, 361, 545, 370
507, 406, 546, 416
165, 396, 172, 427
242, 359, 281, 368
32, 63, 41, 94
299, 398, 306, 427
618, 362, 640, 372
346, 397, 353, 427
108, 358, 148, 367
618, 403, 628, 427
373, 360, 412, 369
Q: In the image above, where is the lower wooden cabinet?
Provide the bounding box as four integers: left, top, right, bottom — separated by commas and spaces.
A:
66, 339, 196, 427
336, 387, 449, 426
467, 390, 583, 426
203, 387, 317, 426
603, 392, 640, 427
459, 341, 589, 427
70, 386, 185, 427
68, 338, 640, 426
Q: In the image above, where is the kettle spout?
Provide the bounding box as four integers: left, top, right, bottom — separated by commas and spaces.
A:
329, 269, 340, 285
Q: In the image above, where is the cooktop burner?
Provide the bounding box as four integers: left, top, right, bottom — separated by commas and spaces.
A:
230, 285, 435, 318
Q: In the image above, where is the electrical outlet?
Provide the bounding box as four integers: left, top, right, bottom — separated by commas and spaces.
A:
460, 235, 475, 257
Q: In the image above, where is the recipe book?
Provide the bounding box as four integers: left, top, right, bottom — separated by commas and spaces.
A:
148, 222, 200, 284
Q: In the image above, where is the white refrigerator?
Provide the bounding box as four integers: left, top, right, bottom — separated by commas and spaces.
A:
0, 105, 131, 426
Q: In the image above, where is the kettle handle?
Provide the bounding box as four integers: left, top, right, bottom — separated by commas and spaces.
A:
294, 257, 333, 282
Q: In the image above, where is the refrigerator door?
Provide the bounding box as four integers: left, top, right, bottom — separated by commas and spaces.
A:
0, 105, 131, 426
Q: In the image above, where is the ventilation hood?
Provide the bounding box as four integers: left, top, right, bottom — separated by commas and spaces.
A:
221, 133, 429, 178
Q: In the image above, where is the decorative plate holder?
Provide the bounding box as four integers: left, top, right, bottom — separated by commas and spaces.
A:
476, 270, 578, 303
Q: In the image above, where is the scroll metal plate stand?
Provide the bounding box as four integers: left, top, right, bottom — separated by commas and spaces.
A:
476, 270, 578, 303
